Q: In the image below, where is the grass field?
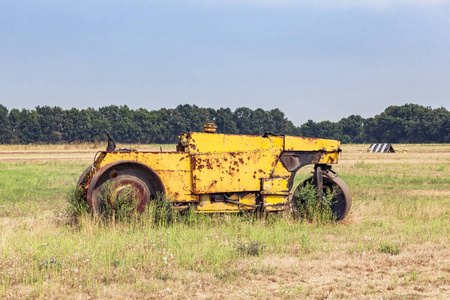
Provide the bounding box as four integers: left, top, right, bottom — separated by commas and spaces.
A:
0, 143, 449, 299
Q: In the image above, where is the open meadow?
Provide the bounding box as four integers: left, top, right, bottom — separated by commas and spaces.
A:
0, 143, 449, 299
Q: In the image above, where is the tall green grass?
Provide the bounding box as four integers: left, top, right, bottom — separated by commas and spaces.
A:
0, 162, 86, 217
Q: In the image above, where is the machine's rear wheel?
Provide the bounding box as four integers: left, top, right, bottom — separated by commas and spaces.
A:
86, 161, 165, 215
292, 174, 351, 221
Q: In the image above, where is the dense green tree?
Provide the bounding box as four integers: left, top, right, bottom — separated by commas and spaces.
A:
7, 108, 21, 143
407, 106, 450, 143
267, 108, 296, 135
250, 108, 269, 135
338, 115, 365, 143
133, 108, 159, 144
234, 107, 254, 134
115, 105, 140, 143
17, 109, 42, 144
35, 106, 67, 143
361, 104, 450, 143
66, 107, 85, 142
0, 104, 11, 143
296, 120, 319, 137
315, 121, 343, 140
214, 108, 238, 134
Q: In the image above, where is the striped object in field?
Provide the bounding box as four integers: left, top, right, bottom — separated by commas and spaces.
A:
368, 143, 395, 153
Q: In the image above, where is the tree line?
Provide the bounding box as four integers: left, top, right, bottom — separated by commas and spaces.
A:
0, 103, 448, 144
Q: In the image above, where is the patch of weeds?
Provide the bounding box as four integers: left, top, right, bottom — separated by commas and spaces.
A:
111, 259, 121, 267
234, 240, 266, 256
98, 181, 141, 222
410, 270, 418, 281
260, 265, 277, 275
379, 242, 401, 255
97, 182, 177, 226
249, 268, 259, 275
248, 265, 277, 276
262, 212, 285, 225
148, 192, 178, 226
354, 161, 366, 168
154, 268, 171, 281
177, 206, 210, 227
293, 181, 335, 224
38, 258, 61, 271
214, 269, 237, 281
348, 243, 365, 255
64, 186, 90, 221
300, 233, 312, 254
64, 165, 95, 220
437, 164, 446, 172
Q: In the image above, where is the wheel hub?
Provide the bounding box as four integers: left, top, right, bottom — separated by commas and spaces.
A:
107, 176, 150, 213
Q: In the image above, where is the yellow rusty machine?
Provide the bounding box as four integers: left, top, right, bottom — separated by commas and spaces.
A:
77, 125, 351, 220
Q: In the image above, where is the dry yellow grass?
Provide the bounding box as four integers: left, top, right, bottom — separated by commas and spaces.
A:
0, 143, 177, 162
0, 143, 449, 299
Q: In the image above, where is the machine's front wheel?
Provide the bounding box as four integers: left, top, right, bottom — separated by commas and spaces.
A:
92, 174, 151, 214
86, 161, 165, 215
76, 164, 94, 202
292, 174, 351, 221
77, 165, 94, 187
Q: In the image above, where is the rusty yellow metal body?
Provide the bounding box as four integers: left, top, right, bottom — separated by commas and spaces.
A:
79, 131, 349, 218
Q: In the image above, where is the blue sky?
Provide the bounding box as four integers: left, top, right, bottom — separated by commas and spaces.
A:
1, 0, 449, 125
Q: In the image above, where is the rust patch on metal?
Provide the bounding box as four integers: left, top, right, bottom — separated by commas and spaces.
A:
206, 160, 213, 169
191, 149, 283, 194
191, 157, 197, 170
209, 180, 218, 189
271, 159, 277, 167
192, 157, 205, 171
